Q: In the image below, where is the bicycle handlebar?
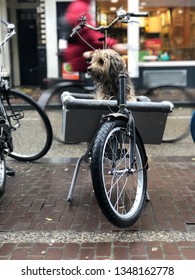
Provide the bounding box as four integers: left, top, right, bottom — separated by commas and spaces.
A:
127, 12, 149, 17
70, 24, 83, 37
1, 19, 9, 26
70, 8, 148, 37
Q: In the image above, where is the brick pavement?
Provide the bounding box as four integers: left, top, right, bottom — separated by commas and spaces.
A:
0, 156, 194, 260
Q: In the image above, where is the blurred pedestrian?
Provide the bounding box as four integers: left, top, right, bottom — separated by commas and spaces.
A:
58, 0, 127, 73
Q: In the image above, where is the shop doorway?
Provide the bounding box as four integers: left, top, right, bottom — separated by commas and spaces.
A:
17, 9, 39, 85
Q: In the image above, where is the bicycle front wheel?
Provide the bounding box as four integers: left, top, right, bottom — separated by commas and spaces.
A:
90, 119, 147, 228
4, 89, 53, 161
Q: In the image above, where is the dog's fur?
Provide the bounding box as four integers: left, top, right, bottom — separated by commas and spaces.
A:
87, 49, 136, 101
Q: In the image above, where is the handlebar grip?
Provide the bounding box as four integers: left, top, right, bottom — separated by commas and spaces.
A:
128, 12, 149, 17
1, 19, 9, 26
70, 25, 82, 37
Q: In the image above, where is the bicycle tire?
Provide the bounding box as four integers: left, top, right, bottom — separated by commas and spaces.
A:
144, 85, 190, 100
190, 111, 195, 143
2, 89, 53, 161
144, 85, 191, 143
0, 157, 6, 196
90, 119, 147, 228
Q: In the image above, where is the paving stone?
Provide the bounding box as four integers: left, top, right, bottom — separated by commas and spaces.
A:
0, 155, 194, 260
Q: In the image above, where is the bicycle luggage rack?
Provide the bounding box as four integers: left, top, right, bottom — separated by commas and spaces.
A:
61, 93, 173, 201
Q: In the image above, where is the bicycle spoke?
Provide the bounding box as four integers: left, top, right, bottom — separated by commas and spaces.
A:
102, 126, 142, 216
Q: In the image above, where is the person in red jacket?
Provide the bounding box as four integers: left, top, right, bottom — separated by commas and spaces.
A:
60, 0, 127, 73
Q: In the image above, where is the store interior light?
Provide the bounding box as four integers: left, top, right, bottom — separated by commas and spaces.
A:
140, 2, 146, 9
111, 0, 118, 3
110, 7, 117, 12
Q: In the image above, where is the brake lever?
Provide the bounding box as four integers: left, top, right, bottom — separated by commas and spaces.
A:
70, 25, 82, 37
70, 14, 87, 37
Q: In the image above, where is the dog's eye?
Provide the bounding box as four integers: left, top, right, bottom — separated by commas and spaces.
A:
98, 58, 104, 65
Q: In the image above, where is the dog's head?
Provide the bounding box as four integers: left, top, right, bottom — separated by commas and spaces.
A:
87, 49, 127, 83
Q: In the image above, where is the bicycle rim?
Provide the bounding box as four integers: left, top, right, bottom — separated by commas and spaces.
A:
144, 86, 191, 143
0, 157, 6, 196
190, 111, 195, 142
162, 107, 191, 143
91, 120, 147, 228
4, 89, 53, 161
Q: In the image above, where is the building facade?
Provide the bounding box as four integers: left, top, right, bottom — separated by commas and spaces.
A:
1, 0, 195, 88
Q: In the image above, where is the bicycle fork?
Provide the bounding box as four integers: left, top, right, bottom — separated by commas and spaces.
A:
118, 71, 136, 174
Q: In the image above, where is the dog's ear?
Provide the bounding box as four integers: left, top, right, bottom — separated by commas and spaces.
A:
83, 50, 94, 59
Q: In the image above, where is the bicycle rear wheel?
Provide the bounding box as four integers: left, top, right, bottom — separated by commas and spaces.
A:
90, 119, 147, 228
3, 89, 53, 161
144, 86, 191, 143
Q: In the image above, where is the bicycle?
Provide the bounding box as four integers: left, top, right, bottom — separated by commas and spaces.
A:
64, 8, 152, 228
190, 110, 195, 142
0, 19, 53, 165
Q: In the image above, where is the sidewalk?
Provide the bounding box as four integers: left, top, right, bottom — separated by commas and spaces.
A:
0, 155, 194, 260
0, 88, 195, 260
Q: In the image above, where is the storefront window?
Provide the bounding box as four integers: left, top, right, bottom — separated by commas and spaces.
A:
96, 0, 195, 62
96, 0, 128, 44
139, 2, 195, 62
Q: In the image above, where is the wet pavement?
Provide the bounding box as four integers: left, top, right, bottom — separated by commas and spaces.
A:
0, 93, 195, 260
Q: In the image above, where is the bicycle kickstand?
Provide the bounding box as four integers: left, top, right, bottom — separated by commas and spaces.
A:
67, 155, 84, 202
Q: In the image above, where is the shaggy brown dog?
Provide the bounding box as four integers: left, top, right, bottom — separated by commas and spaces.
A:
87, 49, 136, 101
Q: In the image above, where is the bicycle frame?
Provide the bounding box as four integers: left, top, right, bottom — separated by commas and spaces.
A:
0, 19, 15, 85
71, 8, 148, 167
67, 9, 149, 203
0, 18, 53, 163
0, 20, 15, 87
0, 19, 21, 131
0, 21, 15, 157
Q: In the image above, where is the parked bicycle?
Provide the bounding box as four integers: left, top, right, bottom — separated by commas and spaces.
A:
38, 36, 192, 147
0, 19, 53, 195
65, 8, 151, 228
139, 85, 194, 143
190, 110, 195, 142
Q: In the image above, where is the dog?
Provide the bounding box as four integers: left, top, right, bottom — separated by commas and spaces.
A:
87, 49, 136, 101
